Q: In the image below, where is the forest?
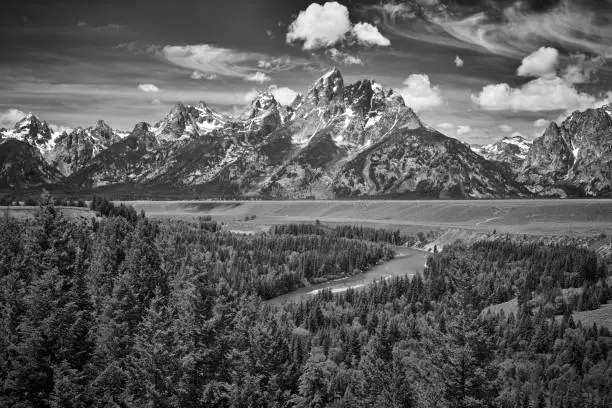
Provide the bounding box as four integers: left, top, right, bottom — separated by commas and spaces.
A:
0, 201, 611, 407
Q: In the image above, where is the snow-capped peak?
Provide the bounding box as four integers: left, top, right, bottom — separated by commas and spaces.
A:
476, 134, 532, 163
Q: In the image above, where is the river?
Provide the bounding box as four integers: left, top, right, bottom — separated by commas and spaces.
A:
266, 246, 429, 306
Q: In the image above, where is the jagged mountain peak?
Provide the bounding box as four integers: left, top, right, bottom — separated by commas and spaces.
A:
1, 111, 54, 150
152, 101, 226, 140
132, 121, 151, 133
562, 106, 612, 137
305, 67, 344, 105
245, 91, 278, 112
475, 133, 532, 166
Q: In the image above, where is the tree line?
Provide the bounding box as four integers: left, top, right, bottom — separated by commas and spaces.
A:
272, 222, 420, 246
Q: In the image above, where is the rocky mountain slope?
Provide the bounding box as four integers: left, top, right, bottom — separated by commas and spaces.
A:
473, 134, 532, 167
518, 107, 612, 197
1, 68, 610, 198
0, 139, 63, 188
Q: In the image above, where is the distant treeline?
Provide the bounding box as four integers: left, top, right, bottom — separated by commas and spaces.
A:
272, 222, 425, 246
0, 196, 87, 207
426, 240, 610, 314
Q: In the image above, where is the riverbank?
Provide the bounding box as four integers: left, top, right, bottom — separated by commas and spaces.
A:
265, 247, 428, 306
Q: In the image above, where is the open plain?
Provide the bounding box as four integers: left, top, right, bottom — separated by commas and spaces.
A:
125, 199, 612, 236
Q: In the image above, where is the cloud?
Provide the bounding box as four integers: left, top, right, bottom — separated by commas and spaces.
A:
137, 83, 160, 93
327, 48, 364, 65
287, 2, 390, 50
379, 2, 415, 20
0, 108, 25, 128
151, 99, 162, 105
517, 47, 559, 78
473, 42, 611, 114
437, 122, 454, 130
398, 74, 443, 111
286, 2, 352, 50
499, 124, 513, 132
269, 85, 299, 106
257, 56, 307, 72
351, 22, 390, 46
457, 125, 472, 135
244, 85, 299, 106
471, 76, 602, 112
368, 1, 612, 59
454, 55, 464, 67
562, 54, 606, 84
245, 72, 272, 84
191, 71, 218, 80
76, 21, 126, 33
49, 124, 72, 134
160, 44, 264, 78
553, 91, 612, 123
472, 76, 608, 112
533, 118, 550, 128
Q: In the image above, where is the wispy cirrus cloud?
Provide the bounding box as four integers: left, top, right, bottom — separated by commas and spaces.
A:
155, 44, 312, 81
365, 0, 612, 59
159, 44, 265, 78
326, 48, 363, 66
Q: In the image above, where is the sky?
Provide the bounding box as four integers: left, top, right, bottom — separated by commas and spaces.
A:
1, 0, 611, 144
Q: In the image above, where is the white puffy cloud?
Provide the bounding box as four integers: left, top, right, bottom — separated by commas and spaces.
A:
151, 99, 162, 105
286, 2, 352, 50
471, 76, 600, 112
137, 83, 160, 93
244, 85, 299, 106
457, 125, 472, 135
245, 72, 272, 84
286, 2, 390, 50
0, 108, 26, 128
499, 124, 513, 132
517, 47, 559, 78
533, 118, 550, 128
398, 74, 443, 111
351, 22, 390, 46
191, 71, 218, 80
454, 55, 464, 67
327, 48, 363, 65
269, 85, 299, 106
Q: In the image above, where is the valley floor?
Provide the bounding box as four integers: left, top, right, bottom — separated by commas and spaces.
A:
125, 199, 612, 236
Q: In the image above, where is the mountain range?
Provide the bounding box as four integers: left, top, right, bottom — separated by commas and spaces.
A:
1, 68, 611, 198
